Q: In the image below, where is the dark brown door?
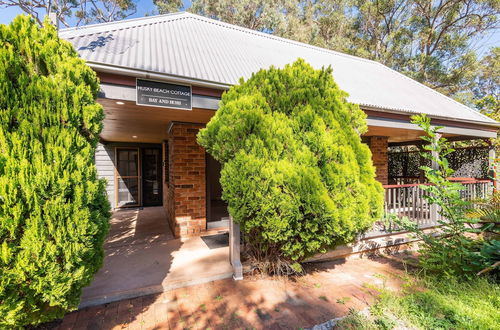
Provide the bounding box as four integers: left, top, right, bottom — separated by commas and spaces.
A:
142, 148, 163, 206
206, 153, 229, 223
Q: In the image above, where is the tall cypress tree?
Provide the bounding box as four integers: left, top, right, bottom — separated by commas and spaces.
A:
0, 16, 110, 326
198, 60, 384, 274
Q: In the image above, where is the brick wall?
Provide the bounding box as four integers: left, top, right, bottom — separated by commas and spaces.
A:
163, 140, 175, 235
368, 136, 389, 185
164, 123, 206, 238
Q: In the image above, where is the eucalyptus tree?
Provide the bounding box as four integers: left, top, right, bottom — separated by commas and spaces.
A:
155, 0, 499, 99
0, 0, 137, 27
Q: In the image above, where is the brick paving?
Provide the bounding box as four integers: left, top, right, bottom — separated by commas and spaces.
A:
51, 256, 406, 330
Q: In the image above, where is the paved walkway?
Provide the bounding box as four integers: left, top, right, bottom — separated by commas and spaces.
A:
58, 256, 406, 329
80, 207, 233, 308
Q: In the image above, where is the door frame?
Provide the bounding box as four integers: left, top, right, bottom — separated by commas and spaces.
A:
114, 147, 142, 208
141, 147, 163, 207
205, 152, 211, 224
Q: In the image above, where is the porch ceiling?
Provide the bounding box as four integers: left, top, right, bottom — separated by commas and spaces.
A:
98, 98, 215, 143
364, 125, 494, 144
365, 126, 425, 143
98, 97, 496, 144
365, 116, 497, 144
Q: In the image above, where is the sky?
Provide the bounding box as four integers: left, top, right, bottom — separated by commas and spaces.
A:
0, 0, 498, 56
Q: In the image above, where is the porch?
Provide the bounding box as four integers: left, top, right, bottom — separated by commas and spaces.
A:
80, 207, 233, 308
367, 139, 496, 238
87, 73, 498, 298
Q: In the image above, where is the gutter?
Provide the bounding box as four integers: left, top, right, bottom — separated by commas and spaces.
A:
88, 62, 232, 90
361, 105, 500, 129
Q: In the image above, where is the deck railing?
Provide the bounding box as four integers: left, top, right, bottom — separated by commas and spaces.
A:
389, 176, 423, 185
380, 179, 493, 230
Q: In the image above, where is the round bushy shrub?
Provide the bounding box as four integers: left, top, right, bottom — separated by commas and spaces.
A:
0, 16, 110, 326
198, 59, 384, 272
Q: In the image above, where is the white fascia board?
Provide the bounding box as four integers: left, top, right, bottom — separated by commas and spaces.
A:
90, 62, 231, 90
367, 117, 497, 138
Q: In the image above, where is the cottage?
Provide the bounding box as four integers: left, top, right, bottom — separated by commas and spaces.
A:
59, 12, 498, 304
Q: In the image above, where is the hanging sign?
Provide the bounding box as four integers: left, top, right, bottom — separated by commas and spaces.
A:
136, 79, 192, 110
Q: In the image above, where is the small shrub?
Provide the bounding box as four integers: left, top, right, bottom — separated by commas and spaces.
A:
398, 114, 494, 278
198, 60, 384, 273
0, 16, 110, 326
335, 309, 377, 330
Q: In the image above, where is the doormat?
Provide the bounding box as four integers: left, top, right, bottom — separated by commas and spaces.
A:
201, 233, 229, 249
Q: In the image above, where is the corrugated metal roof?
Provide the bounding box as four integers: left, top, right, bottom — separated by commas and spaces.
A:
60, 12, 498, 126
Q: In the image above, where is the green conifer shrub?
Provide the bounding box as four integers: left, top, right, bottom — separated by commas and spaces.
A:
0, 16, 110, 326
198, 59, 384, 273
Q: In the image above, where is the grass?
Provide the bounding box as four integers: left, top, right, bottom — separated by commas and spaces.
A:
336, 276, 500, 329
336, 296, 351, 305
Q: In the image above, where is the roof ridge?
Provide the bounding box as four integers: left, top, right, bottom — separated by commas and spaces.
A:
374, 62, 496, 123
185, 13, 379, 66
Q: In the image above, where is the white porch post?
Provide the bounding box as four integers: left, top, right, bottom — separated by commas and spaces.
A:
488, 141, 497, 192
430, 134, 441, 223
229, 216, 243, 280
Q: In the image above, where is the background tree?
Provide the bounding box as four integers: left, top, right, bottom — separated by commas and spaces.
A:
198, 60, 384, 274
0, 0, 137, 27
0, 16, 110, 326
188, 0, 318, 43
406, 0, 497, 95
154, 0, 499, 100
474, 47, 500, 120
328, 0, 499, 97
153, 0, 181, 14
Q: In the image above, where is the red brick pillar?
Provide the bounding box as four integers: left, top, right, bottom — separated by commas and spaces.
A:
166, 123, 206, 238
368, 136, 389, 185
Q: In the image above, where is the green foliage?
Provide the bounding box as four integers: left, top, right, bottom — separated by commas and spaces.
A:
198, 59, 384, 272
335, 309, 378, 330
0, 16, 110, 326
373, 276, 500, 329
154, 0, 183, 15
474, 47, 500, 119
339, 275, 500, 329
397, 114, 496, 279
476, 240, 500, 279
468, 191, 500, 234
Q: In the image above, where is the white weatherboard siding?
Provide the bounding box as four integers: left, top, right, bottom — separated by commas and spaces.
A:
95, 144, 116, 208
60, 12, 497, 127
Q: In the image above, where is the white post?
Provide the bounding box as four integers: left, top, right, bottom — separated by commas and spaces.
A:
430, 134, 441, 223
488, 141, 497, 192
229, 216, 243, 280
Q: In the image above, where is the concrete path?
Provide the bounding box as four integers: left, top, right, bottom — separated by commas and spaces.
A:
80, 207, 233, 308
58, 256, 407, 329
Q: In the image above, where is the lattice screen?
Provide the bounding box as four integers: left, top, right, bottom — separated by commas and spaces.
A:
388, 147, 490, 179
